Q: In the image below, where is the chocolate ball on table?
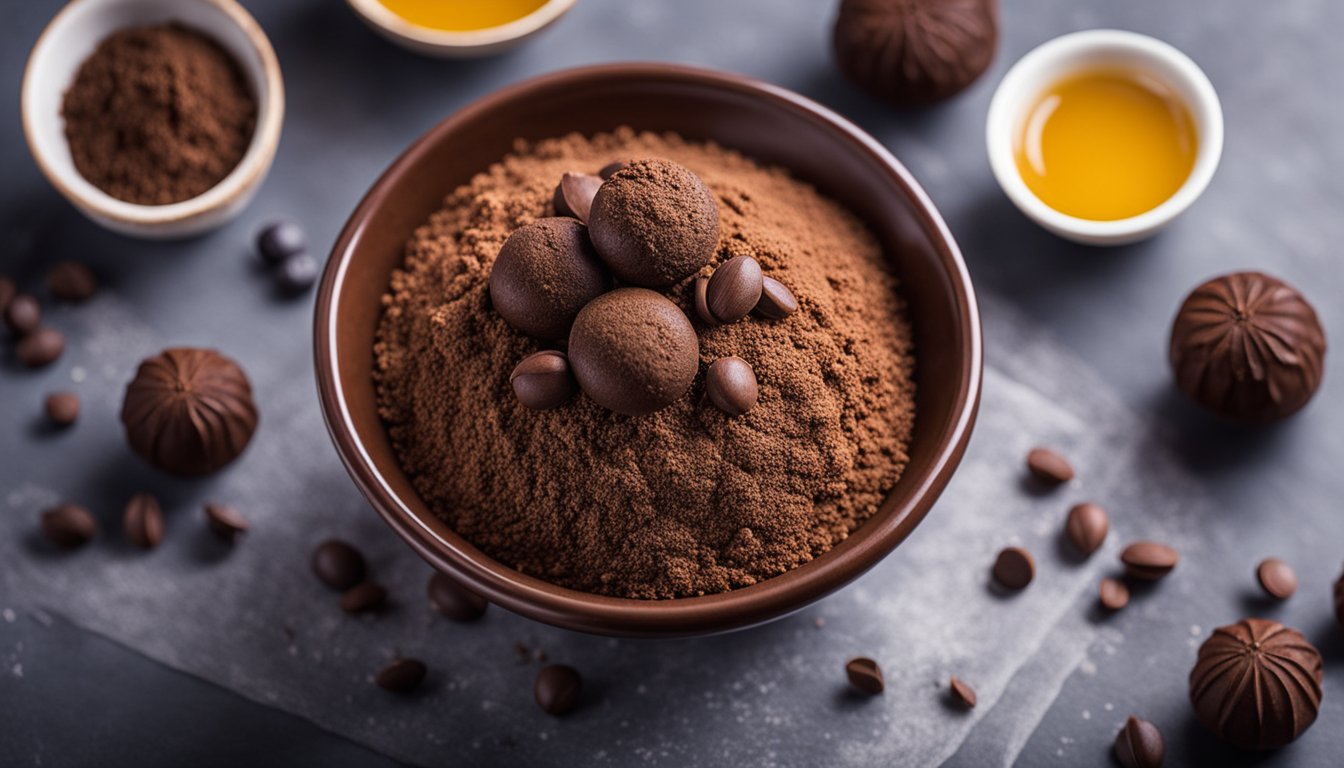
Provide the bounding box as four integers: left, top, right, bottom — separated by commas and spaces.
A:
489, 218, 611, 341
568, 288, 699, 416
1170, 272, 1326, 422
588, 160, 720, 288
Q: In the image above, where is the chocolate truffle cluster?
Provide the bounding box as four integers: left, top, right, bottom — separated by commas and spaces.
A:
488, 158, 797, 417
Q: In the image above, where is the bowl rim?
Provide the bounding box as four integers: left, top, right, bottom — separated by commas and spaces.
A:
315, 62, 983, 637
20, 0, 285, 228
344, 0, 577, 49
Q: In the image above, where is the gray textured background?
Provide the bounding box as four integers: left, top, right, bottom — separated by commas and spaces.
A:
3, 0, 1343, 766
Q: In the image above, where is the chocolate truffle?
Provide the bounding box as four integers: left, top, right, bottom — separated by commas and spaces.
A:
489, 218, 611, 341
121, 348, 259, 476
1170, 272, 1326, 422
833, 0, 999, 106
568, 288, 699, 416
1189, 618, 1323, 750
588, 160, 719, 287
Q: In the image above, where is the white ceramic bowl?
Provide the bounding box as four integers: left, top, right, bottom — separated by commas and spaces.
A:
986, 30, 1223, 246
22, 0, 284, 239
346, 0, 576, 58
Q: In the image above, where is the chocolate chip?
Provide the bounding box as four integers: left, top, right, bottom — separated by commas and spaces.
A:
123, 492, 164, 549
427, 572, 488, 622
705, 255, 764, 324
1256, 557, 1297, 600
534, 664, 582, 715
41, 503, 97, 549
48, 262, 97, 302
693, 275, 718, 326
375, 658, 427, 693
597, 160, 629, 180
17, 328, 65, 368
1026, 447, 1074, 485
44, 392, 80, 427
1099, 577, 1130, 611
845, 657, 884, 695
992, 546, 1034, 590
552, 183, 575, 218
949, 676, 977, 708
706, 356, 759, 416
257, 221, 307, 264
340, 582, 387, 614
558, 172, 603, 223
312, 539, 366, 590
0, 275, 16, 314
277, 252, 319, 294
5, 294, 41, 335
204, 503, 248, 542
754, 276, 799, 320
490, 218, 612, 341
510, 350, 577, 410
1114, 715, 1165, 768
1065, 502, 1108, 555
1120, 541, 1179, 581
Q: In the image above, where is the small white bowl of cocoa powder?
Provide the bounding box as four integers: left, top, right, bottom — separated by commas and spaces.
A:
22, 0, 284, 239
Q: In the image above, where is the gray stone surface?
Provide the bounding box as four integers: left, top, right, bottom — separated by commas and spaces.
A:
2, 0, 1342, 766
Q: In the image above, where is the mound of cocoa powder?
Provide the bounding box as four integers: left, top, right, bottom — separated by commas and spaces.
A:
374, 128, 916, 599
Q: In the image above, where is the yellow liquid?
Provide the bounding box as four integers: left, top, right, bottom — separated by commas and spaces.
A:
1015, 70, 1198, 221
377, 0, 549, 31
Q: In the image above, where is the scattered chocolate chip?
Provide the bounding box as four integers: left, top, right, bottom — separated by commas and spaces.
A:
597, 160, 628, 180
693, 275, 718, 326
558, 172, 603, 223
552, 183, 576, 218
706, 356, 759, 416
949, 676, 977, 708
257, 221, 307, 264
1064, 502, 1108, 555
375, 658, 427, 693
534, 664, 582, 715
341, 582, 387, 614
427, 572, 488, 622
845, 657, 884, 695
1120, 541, 1178, 581
123, 492, 165, 549
277, 252, 319, 294
312, 539, 366, 590
992, 546, 1034, 590
1334, 569, 1344, 629
48, 262, 97, 302
1099, 577, 1130, 611
44, 392, 80, 427
490, 218, 612, 341
1114, 715, 1165, 768
1255, 557, 1297, 600
705, 255, 764, 324
510, 350, 577, 410
754, 276, 799, 320
41, 503, 97, 549
204, 503, 248, 542
17, 328, 65, 368
5, 294, 41, 335
1026, 447, 1074, 485
0, 275, 16, 314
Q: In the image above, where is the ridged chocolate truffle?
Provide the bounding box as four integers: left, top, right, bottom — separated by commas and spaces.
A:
588, 159, 719, 287
121, 348, 259, 476
489, 217, 611, 341
833, 0, 1000, 105
1170, 272, 1326, 422
1189, 618, 1323, 751
568, 288, 699, 416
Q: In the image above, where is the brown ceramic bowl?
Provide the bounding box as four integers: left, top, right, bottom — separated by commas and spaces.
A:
316, 63, 982, 637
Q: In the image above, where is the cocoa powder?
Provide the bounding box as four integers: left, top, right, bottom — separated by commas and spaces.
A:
375, 128, 916, 599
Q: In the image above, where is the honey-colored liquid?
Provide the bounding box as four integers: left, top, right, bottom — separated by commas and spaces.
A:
378, 0, 549, 31
1015, 69, 1198, 221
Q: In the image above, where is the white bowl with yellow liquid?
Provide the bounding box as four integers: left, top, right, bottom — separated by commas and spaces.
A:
346, 0, 576, 58
986, 30, 1223, 246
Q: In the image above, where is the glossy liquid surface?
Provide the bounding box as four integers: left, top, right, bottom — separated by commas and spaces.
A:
1015, 70, 1198, 221
378, 0, 549, 31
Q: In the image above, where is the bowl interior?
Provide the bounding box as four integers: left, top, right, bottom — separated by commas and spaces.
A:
320, 65, 981, 636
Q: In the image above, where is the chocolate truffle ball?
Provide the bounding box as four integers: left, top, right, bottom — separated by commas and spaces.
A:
121, 348, 259, 476
568, 288, 699, 416
1189, 618, 1323, 750
489, 218, 612, 341
588, 160, 719, 287
833, 0, 1000, 105
1170, 272, 1326, 422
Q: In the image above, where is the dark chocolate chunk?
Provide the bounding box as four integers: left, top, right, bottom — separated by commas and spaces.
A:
949, 676, 977, 708
1098, 578, 1130, 611
204, 503, 248, 542
123, 492, 164, 549
1255, 558, 1297, 600
1026, 447, 1073, 485
48, 262, 97, 302
44, 392, 80, 427
1120, 541, 1178, 581
705, 255, 764, 324
510, 350, 577, 410
597, 160, 629, 180
312, 539, 367, 591
427, 572, 488, 622
1190, 619, 1322, 750
277, 252, 319, 294
693, 275, 718, 326
845, 657, 884, 695
1064, 502, 1108, 555
375, 658, 427, 693
257, 221, 307, 264
558, 172, 603, 223
5, 294, 41, 335
18, 328, 65, 368
0, 275, 16, 314
1114, 716, 1164, 768
706, 357, 759, 416
754, 276, 799, 320
534, 664, 582, 715
41, 503, 97, 549
489, 217, 611, 341
340, 582, 387, 614
1171, 272, 1326, 422
992, 546, 1034, 590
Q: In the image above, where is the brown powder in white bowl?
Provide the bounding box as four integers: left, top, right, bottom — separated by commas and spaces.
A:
374, 128, 916, 599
